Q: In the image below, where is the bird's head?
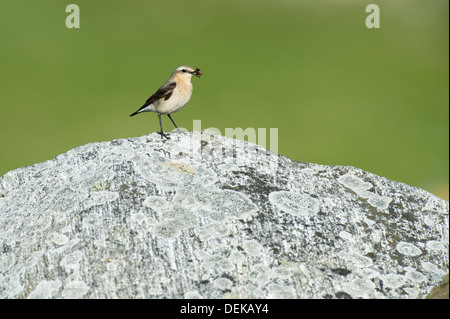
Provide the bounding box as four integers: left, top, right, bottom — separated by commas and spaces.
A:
173, 65, 203, 79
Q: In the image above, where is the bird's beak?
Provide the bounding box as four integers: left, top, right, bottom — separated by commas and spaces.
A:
193, 68, 203, 78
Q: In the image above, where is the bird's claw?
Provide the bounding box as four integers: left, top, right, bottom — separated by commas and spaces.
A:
157, 131, 170, 139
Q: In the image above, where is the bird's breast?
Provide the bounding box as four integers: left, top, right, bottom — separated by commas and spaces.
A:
157, 81, 193, 114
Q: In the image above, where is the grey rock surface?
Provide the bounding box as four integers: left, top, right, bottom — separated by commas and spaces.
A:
0, 131, 448, 299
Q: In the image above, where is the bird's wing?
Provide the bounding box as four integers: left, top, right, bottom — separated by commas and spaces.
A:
144, 81, 177, 106
131, 82, 177, 115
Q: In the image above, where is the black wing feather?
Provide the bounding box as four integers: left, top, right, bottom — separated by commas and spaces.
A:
130, 82, 177, 116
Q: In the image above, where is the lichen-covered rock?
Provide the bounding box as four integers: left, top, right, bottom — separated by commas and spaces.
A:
0, 131, 448, 299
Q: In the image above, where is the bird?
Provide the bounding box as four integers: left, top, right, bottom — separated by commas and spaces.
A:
130, 65, 203, 138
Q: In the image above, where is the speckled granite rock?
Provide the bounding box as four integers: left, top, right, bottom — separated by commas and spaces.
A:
0, 131, 448, 299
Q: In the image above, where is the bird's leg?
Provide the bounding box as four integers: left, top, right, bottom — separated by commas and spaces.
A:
168, 114, 184, 133
167, 114, 178, 129
157, 113, 170, 139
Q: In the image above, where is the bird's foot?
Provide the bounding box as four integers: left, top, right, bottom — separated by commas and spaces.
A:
157, 131, 170, 139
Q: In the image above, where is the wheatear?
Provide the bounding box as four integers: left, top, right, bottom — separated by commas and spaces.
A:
130, 65, 203, 138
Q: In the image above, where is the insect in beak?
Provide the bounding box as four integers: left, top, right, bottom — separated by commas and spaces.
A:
193, 68, 203, 78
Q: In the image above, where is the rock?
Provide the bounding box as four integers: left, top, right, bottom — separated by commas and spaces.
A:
0, 131, 448, 299
426, 274, 449, 299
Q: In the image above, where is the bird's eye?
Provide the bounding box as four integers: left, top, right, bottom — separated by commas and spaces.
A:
182, 69, 187, 73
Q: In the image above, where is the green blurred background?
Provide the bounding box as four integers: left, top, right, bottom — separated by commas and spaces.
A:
0, 0, 448, 200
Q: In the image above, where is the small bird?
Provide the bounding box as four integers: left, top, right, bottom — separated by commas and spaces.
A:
130, 65, 203, 138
